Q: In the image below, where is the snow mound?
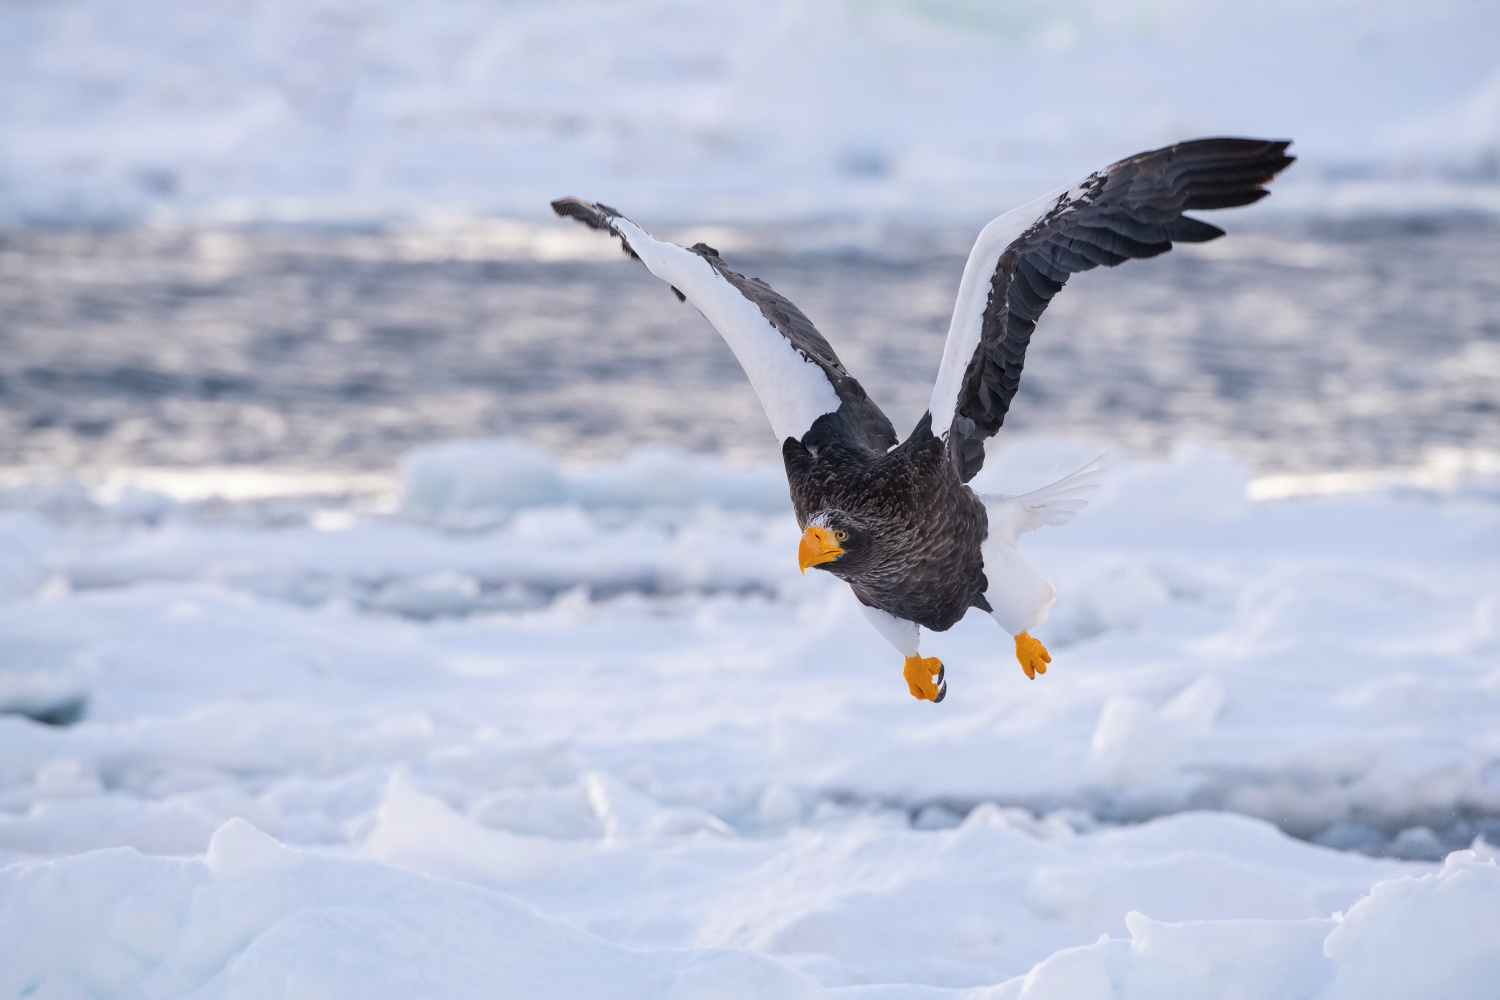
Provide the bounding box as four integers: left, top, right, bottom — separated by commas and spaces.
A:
1323, 849, 1500, 1000
0, 819, 825, 1000
399, 439, 789, 525
1003, 849, 1500, 1000
2, 435, 1499, 993
1, 820, 1496, 999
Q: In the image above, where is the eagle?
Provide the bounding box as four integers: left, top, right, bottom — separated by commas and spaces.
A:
553, 137, 1293, 703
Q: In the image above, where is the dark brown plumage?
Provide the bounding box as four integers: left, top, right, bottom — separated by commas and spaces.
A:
784, 411, 989, 632
947, 138, 1295, 481
551, 137, 1293, 703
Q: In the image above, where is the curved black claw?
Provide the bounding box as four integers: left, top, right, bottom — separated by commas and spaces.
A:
933, 679, 947, 703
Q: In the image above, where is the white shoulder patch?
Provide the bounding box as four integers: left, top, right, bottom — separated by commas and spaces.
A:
615, 220, 841, 444
927, 184, 1069, 438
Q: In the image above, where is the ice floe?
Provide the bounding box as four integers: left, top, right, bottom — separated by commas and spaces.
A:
1, 437, 1498, 994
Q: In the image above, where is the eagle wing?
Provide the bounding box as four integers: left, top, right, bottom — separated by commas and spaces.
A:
927, 138, 1294, 481
551, 198, 897, 453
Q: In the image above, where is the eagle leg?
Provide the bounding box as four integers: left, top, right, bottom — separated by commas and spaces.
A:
903, 655, 946, 702
1015, 632, 1051, 679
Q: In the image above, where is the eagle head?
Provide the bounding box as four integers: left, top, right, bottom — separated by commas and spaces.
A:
797, 510, 868, 574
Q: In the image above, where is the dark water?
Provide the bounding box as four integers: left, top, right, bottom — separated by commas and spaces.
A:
0, 218, 1496, 472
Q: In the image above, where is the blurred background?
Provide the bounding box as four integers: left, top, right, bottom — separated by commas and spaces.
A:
6, 7, 1500, 989
2, 0, 1497, 477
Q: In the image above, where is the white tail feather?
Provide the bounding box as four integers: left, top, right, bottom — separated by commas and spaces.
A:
980, 458, 1104, 545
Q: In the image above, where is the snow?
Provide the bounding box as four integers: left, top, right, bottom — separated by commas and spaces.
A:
1, 818, 825, 1000
0, 435, 1498, 994
2, 0, 1498, 226
6, 2, 1497, 989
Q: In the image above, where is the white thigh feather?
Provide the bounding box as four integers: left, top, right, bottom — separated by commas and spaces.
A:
979, 459, 1103, 635
858, 602, 920, 657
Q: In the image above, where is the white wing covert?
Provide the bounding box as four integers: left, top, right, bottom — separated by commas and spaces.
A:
929, 139, 1294, 481
551, 199, 896, 452
977, 458, 1103, 637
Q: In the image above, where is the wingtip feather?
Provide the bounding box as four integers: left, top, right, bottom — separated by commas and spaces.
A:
550, 197, 639, 260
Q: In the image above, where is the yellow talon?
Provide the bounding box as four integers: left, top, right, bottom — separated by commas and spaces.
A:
902, 654, 945, 702
1015, 632, 1051, 680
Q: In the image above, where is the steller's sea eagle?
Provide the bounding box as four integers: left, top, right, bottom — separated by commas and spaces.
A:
553, 137, 1293, 702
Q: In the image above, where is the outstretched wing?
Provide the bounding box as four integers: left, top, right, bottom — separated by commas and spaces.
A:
928, 138, 1294, 481
551, 198, 897, 453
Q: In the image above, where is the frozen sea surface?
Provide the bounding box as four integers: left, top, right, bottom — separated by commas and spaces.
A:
6, 0, 1500, 991
1, 436, 1498, 996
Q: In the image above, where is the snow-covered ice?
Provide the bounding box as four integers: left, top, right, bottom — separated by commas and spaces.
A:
6, 0, 1498, 990
1, 436, 1498, 995
3, 0, 1498, 225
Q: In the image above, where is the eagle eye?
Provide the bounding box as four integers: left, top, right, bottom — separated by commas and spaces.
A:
833, 529, 849, 541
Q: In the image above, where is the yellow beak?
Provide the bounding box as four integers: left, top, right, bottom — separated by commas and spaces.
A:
798, 526, 844, 574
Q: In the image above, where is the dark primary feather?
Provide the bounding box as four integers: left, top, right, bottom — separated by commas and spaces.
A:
550, 197, 637, 258
948, 137, 1294, 481
551, 197, 898, 454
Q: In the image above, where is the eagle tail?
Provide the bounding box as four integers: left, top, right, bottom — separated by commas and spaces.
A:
981, 458, 1104, 543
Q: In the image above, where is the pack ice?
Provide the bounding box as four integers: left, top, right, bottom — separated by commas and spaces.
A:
1, 437, 1498, 997
3, 0, 1498, 224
